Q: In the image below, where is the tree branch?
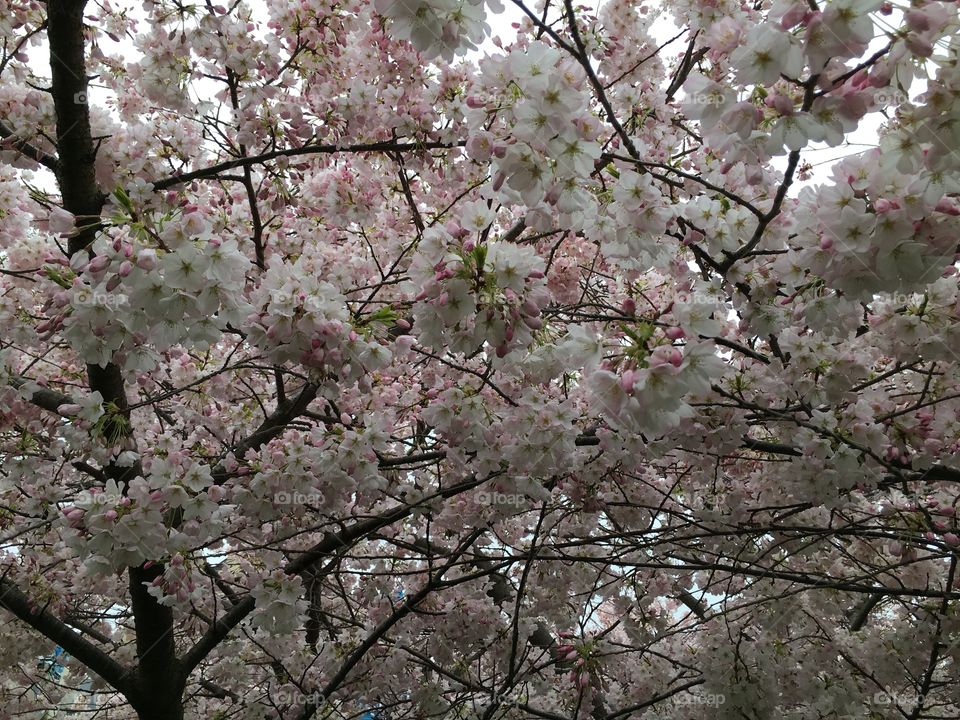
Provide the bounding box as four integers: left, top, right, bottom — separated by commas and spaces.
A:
0, 119, 60, 171
151, 139, 465, 191
6, 375, 74, 414
0, 576, 136, 696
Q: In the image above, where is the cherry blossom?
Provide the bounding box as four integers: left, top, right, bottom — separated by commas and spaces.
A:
0, 0, 959, 718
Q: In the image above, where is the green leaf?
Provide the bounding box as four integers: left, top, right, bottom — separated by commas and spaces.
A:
43, 266, 73, 289
113, 186, 134, 214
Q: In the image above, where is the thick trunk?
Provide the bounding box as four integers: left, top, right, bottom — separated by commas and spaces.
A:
134, 699, 186, 720
129, 565, 185, 720
46, 4, 186, 717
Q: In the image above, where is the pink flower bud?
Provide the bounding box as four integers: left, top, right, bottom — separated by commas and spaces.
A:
86, 255, 111, 274
935, 197, 960, 215
136, 250, 158, 271
621, 297, 636, 315
905, 8, 930, 32
48, 207, 76, 235
905, 35, 933, 58
766, 93, 794, 115
780, 3, 807, 29
944, 533, 960, 547
522, 315, 542, 330
665, 326, 684, 340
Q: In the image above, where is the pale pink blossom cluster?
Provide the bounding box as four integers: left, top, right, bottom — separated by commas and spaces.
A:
246, 256, 392, 379
409, 225, 549, 357
1, 0, 960, 717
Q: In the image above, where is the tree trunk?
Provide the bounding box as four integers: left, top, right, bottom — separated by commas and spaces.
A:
129, 565, 185, 720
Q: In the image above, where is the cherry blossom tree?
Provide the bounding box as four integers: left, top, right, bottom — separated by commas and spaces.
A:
1, 0, 959, 717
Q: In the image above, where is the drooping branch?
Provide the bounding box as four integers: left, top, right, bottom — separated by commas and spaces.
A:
6, 375, 74, 415
0, 119, 60, 171
0, 576, 136, 697
294, 528, 489, 720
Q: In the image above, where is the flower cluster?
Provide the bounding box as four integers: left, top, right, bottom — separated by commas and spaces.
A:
468, 42, 602, 215
50, 205, 250, 373
250, 570, 308, 635
374, 0, 498, 61
790, 150, 957, 300
145, 553, 204, 607
587, 337, 725, 437
600, 169, 674, 270
409, 226, 549, 357
246, 256, 392, 381
61, 478, 169, 573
